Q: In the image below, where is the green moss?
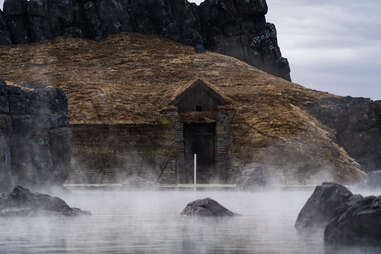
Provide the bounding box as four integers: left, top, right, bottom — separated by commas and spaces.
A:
160, 116, 170, 125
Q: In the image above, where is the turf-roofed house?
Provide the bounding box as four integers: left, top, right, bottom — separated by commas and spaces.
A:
71, 79, 235, 185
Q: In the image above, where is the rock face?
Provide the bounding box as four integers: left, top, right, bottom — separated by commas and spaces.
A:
307, 97, 381, 173
237, 163, 270, 189
0, 0, 290, 80
0, 79, 71, 192
0, 186, 89, 216
0, 9, 12, 45
181, 198, 236, 217
199, 1, 290, 80
325, 195, 381, 246
295, 182, 354, 230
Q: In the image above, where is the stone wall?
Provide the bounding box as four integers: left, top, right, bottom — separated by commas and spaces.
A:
0, 79, 71, 192
215, 108, 235, 182
71, 107, 236, 185
69, 123, 177, 184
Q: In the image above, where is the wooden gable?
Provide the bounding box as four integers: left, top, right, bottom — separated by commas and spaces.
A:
169, 79, 230, 113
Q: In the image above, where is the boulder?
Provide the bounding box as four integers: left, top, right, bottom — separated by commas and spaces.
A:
181, 198, 236, 217
237, 163, 270, 189
0, 186, 90, 216
295, 182, 354, 230
0, 80, 72, 192
0, 0, 291, 80
325, 195, 381, 246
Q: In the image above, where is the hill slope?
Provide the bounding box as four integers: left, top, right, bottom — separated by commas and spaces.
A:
0, 0, 290, 80
0, 33, 365, 184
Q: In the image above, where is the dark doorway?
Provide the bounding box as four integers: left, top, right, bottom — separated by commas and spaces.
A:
183, 123, 216, 184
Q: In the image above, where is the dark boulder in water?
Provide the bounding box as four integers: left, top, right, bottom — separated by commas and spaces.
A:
295, 182, 354, 230
297, 183, 381, 245
181, 198, 236, 217
237, 163, 270, 190
325, 195, 381, 246
0, 186, 90, 216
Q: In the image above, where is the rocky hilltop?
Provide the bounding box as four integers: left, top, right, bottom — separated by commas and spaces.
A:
0, 79, 71, 192
0, 0, 290, 80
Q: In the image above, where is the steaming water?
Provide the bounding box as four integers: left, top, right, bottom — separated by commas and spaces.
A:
0, 189, 380, 254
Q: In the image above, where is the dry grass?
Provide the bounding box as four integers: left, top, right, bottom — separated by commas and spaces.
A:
0, 33, 365, 183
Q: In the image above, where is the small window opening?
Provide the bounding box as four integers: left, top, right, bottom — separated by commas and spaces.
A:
196, 106, 202, 112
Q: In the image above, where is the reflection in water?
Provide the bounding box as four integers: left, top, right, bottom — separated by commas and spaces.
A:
0, 190, 379, 254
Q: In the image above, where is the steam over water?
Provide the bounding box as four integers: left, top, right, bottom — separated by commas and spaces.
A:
0, 190, 380, 254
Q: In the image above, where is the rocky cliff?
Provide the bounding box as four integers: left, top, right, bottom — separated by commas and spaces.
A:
0, 78, 71, 192
308, 97, 381, 172
0, 0, 290, 80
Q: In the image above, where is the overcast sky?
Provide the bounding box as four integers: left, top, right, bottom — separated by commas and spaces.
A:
193, 0, 381, 100
1, 0, 380, 99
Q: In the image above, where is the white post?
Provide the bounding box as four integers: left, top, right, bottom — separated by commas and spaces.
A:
194, 153, 197, 186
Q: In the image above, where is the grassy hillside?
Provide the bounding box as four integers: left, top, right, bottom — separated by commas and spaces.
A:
0, 33, 365, 183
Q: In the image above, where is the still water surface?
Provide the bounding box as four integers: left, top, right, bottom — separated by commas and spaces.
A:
0, 189, 380, 254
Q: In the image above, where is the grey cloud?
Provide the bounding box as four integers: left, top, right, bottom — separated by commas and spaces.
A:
265, 0, 381, 99
191, 0, 381, 99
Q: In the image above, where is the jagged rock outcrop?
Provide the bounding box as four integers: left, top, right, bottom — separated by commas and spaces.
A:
0, 186, 90, 216
181, 198, 236, 217
0, 0, 290, 80
199, 0, 290, 80
0, 79, 71, 192
307, 97, 381, 172
0, 9, 12, 45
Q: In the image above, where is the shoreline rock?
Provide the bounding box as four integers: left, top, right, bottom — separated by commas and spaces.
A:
324, 195, 381, 246
295, 182, 354, 230
0, 79, 71, 192
0, 186, 90, 217
297, 182, 381, 246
